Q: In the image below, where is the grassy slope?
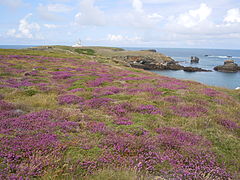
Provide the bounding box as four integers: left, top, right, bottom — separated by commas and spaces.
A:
0, 47, 239, 179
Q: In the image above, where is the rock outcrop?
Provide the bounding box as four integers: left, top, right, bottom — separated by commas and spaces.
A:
191, 56, 200, 63
214, 60, 240, 72
183, 67, 211, 72
114, 55, 210, 72
141, 49, 157, 53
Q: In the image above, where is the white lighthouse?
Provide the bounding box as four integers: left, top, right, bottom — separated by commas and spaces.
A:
72, 39, 82, 47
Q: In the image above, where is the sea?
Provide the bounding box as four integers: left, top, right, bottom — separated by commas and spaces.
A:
125, 47, 240, 89
0, 45, 240, 89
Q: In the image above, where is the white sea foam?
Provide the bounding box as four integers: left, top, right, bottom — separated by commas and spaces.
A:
207, 55, 240, 59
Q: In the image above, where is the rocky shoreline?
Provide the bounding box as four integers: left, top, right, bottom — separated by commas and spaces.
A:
114, 55, 211, 72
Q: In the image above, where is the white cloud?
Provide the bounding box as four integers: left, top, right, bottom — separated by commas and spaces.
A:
6, 13, 41, 39
0, 0, 25, 9
44, 24, 58, 28
224, 8, 240, 23
47, 4, 73, 13
117, 0, 162, 29
132, 0, 143, 13
6, 29, 17, 37
74, 0, 106, 26
107, 34, 142, 42
38, 4, 60, 21
147, 13, 163, 21
177, 3, 212, 28
37, 3, 72, 21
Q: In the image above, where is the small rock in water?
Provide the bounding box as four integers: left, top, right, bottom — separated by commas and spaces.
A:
191, 56, 200, 63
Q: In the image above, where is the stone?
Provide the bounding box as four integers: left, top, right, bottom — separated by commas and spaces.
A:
214, 60, 239, 72
224, 60, 234, 64
183, 67, 212, 72
191, 56, 200, 63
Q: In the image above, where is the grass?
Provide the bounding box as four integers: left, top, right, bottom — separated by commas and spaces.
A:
74, 48, 95, 55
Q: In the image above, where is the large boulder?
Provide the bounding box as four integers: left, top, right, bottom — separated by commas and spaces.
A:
214, 60, 239, 72
166, 61, 184, 70
191, 56, 200, 63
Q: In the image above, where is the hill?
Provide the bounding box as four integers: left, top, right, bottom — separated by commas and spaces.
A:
0, 47, 239, 179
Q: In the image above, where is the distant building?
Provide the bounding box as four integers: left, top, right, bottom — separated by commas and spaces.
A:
72, 39, 82, 47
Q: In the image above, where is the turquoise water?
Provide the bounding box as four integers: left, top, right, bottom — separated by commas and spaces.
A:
125, 47, 240, 89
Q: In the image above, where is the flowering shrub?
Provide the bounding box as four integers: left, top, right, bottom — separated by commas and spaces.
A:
87, 121, 107, 133
51, 71, 73, 79
163, 96, 182, 103
69, 88, 84, 93
171, 105, 208, 117
0, 110, 78, 178
93, 86, 122, 96
87, 77, 112, 87
84, 97, 113, 108
217, 118, 240, 130
202, 88, 221, 97
109, 102, 134, 117
114, 117, 133, 125
137, 105, 163, 115
157, 80, 188, 90
58, 94, 84, 105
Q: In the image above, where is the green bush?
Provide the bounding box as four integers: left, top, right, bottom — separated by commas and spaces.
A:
74, 48, 95, 55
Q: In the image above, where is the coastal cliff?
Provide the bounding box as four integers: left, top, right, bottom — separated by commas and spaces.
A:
0, 46, 239, 179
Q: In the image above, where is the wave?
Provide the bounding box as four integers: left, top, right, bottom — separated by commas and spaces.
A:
207, 55, 240, 59
208, 55, 229, 59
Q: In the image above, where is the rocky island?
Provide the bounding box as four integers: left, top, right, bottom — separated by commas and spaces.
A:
214, 59, 240, 72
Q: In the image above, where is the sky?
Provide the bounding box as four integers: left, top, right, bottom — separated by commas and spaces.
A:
0, 0, 240, 49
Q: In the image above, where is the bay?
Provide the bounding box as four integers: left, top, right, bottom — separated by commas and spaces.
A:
124, 47, 240, 89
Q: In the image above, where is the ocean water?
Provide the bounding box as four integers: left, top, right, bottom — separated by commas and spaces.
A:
0, 45, 39, 49
124, 47, 240, 89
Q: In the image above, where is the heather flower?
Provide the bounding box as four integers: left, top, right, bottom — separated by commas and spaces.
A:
87, 122, 107, 133
108, 103, 136, 123
69, 88, 84, 93
93, 86, 122, 96
137, 104, 163, 115
87, 77, 113, 87
114, 117, 133, 125
171, 105, 208, 117
217, 118, 240, 130
156, 127, 211, 148
157, 80, 188, 90
84, 97, 113, 108
58, 95, 84, 105
163, 96, 182, 103
202, 88, 220, 97
51, 71, 73, 79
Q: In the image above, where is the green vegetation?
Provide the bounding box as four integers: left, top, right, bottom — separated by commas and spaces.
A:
74, 48, 95, 55
0, 46, 239, 179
